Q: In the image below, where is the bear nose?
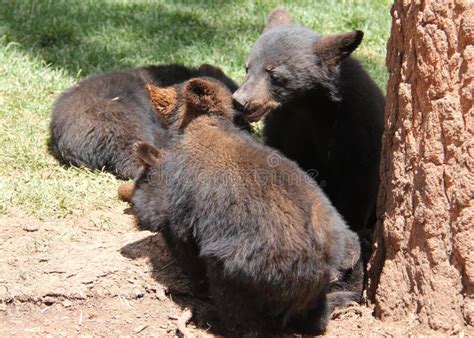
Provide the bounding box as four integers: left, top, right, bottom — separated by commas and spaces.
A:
232, 91, 248, 111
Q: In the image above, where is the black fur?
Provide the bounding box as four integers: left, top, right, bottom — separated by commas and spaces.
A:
50, 64, 247, 179
130, 78, 362, 337
233, 9, 385, 238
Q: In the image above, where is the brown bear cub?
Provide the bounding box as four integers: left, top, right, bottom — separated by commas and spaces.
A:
50, 64, 248, 179
128, 77, 362, 336
233, 9, 385, 242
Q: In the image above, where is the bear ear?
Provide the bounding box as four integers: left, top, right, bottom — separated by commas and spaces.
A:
197, 64, 225, 77
133, 142, 160, 167
181, 78, 217, 128
184, 78, 217, 106
314, 30, 364, 66
145, 83, 177, 126
183, 78, 227, 118
263, 8, 292, 32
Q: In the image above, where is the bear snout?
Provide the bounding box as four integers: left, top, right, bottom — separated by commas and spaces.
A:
232, 89, 249, 111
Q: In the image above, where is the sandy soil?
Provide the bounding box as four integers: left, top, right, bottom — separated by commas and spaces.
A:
0, 204, 463, 337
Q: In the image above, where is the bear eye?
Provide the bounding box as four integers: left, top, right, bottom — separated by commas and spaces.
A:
265, 66, 279, 81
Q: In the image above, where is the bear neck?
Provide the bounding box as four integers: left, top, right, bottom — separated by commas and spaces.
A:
282, 86, 342, 127
263, 86, 342, 174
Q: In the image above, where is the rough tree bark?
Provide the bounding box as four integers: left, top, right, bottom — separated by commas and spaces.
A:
367, 0, 473, 333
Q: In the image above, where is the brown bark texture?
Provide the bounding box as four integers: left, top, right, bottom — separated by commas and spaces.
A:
367, 0, 473, 333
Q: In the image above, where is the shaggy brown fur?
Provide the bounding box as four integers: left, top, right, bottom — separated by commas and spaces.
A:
127, 78, 362, 336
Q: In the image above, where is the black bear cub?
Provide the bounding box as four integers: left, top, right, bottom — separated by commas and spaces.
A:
129, 77, 362, 336
50, 64, 247, 179
233, 8, 386, 239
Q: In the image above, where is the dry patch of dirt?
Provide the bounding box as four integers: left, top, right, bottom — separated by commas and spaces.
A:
0, 205, 459, 336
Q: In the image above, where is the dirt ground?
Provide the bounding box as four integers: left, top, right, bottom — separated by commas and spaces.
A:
0, 204, 461, 336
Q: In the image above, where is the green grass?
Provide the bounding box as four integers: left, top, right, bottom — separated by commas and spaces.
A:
0, 0, 392, 219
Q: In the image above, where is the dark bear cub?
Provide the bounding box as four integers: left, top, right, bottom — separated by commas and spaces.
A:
50, 63, 248, 179
233, 8, 386, 240
129, 77, 362, 336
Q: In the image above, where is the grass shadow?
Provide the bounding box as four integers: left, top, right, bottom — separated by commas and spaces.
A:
0, 0, 262, 78
0, 0, 390, 87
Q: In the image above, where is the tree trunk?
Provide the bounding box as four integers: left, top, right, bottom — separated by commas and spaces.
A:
367, 0, 473, 333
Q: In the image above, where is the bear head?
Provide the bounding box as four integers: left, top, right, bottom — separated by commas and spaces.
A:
233, 8, 363, 122
146, 77, 235, 131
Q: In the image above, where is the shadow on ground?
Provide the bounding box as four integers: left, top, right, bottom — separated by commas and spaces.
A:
120, 233, 225, 335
